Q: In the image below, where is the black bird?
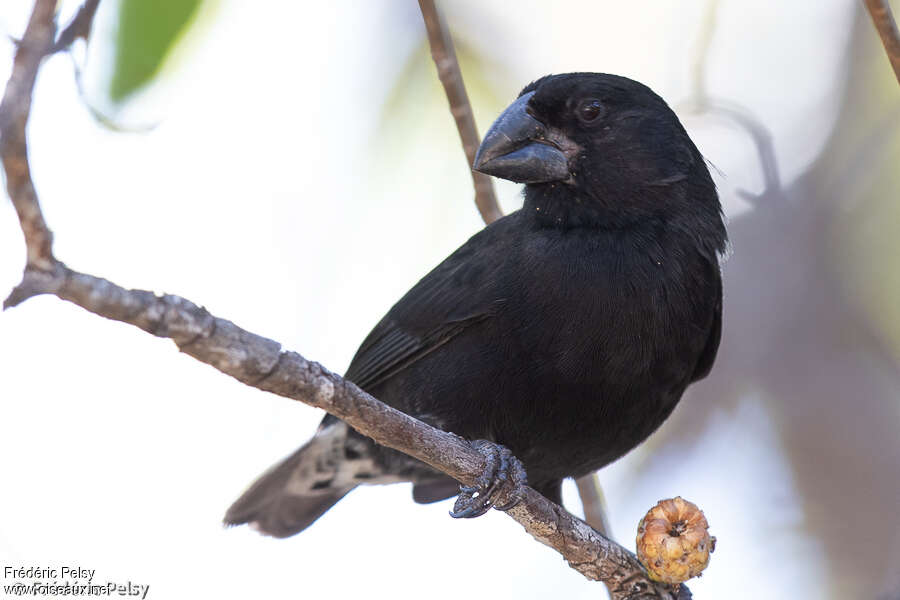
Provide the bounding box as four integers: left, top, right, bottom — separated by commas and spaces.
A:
225, 73, 727, 537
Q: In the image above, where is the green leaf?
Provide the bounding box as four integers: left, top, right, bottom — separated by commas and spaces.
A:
108, 0, 204, 102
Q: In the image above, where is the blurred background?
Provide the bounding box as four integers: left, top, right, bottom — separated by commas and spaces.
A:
1, 0, 898, 598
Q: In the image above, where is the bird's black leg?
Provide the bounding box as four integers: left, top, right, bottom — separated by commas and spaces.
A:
450, 440, 527, 519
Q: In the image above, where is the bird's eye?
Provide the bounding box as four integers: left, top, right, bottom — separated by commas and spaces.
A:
577, 99, 604, 124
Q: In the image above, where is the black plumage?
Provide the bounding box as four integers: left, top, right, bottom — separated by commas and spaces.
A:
225, 73, 727, 537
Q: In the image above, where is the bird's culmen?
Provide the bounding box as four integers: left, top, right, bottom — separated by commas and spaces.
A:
225, 73, 727, 538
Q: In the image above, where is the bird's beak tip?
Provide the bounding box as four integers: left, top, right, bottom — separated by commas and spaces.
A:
474, 92, 569, 184
472, 152, 486, 173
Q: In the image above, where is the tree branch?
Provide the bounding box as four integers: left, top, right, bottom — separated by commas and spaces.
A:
2, 2, 687, 598
417, 0, 502, 225
0, 0, 57, 270
576, 473, 613, 538
7, 266, 687, 600
864, 0, 900, 85
576, 472, 618, 599
51, 0, 101, 53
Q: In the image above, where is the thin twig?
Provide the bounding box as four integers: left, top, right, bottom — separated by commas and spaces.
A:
0, 0, 57, 270
681, 0, 782, 204
417, 0, 502, 225
51, 0, 100, 53
696, 99, 782, 204
689, 0, 720, 102
576, 472, 617, 599
54, 0, 156, 132
576, 473, 613, 538
864, 0, 900, 84
39, 0, 133, 131
1, 2, 688, 598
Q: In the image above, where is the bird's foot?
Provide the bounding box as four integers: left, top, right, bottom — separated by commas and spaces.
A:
450, 440, 527, 519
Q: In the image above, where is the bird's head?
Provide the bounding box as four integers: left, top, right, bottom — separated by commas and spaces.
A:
474, 73, 721, 231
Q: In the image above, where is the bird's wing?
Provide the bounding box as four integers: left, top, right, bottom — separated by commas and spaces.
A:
344, 215, 516, 392
690, 264, 722, 382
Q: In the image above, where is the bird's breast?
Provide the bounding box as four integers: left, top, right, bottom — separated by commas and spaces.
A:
485, 227, 716, 472
509, 228, 704, 376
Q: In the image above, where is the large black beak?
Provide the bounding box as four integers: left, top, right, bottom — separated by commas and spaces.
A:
473, 92, 569, 184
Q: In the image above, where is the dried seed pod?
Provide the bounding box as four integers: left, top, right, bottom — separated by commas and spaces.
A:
636, 496, 715, 584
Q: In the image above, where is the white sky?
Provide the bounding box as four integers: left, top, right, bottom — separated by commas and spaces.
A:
0, 1, 858, 598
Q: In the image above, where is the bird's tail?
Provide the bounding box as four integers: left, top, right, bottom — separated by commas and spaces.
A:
224, 420, 389, 537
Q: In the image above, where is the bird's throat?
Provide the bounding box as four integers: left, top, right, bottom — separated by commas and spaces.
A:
523, 183, 623, 230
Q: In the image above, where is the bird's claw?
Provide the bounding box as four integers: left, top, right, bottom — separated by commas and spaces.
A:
450, 440, 527, 519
